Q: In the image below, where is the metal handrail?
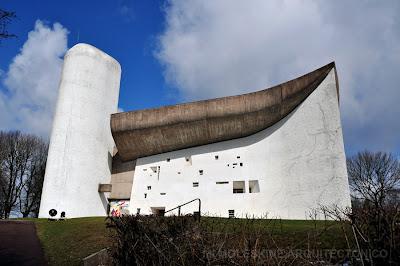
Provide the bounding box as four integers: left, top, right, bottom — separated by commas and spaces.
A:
164, 198, 201, 220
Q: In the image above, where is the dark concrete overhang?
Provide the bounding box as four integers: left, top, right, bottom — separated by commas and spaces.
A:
111, 62, 337, 161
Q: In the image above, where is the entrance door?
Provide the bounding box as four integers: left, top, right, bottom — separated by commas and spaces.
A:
151, 207, 165, 216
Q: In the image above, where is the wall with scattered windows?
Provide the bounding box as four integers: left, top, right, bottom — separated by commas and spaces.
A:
129, 70, 351, 219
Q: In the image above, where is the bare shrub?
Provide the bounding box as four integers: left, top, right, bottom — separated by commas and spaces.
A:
107, 215, 351, 265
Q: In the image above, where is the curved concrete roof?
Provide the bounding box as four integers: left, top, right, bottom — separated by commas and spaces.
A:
111, 62, 337, 161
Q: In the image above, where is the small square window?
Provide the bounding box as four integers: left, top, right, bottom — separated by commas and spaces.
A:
144, 193, 147, 198
193, 182, 199, 187
147, 186, 151, 190
249, 180, 260, 193
199, 170, 203, 175
237, 156, 240, 159
185, 156, 192, 165
233, 181, 245, 194
240, 163, 243, 167
136, 208, 141, 215
166, 158, 170, 162
160, 192, 166, 195
215, 155, 219, 160
150, 166, 157, 173
228, 210, 235, 218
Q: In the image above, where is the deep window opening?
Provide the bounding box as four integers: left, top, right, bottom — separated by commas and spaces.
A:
150, 166, 158, 173
151, 207, 165, 216
233, 181, 245, 194
249, 180, 260, 193
185, 156, 192, 165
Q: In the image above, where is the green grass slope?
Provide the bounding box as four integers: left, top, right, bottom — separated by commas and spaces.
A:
32, 217, 111, 266
29, 217, 351, 265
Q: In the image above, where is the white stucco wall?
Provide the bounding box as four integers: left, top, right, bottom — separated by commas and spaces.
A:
39, 43, 121, 218
129, 69, 351, 219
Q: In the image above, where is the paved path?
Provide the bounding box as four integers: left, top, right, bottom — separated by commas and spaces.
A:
0, 220, 47, 266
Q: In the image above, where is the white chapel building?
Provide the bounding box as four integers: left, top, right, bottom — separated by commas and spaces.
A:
38, 43, 351, 220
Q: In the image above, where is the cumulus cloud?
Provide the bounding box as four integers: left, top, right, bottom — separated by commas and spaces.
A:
0, 20, 68, 137
156, 0, 400, 154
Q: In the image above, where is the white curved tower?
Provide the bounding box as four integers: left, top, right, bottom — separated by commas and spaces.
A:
39, 43, 121, 218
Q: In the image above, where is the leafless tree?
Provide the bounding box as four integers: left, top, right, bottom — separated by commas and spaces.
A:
19, 138, 48, 217
348, 151, 400, 206
323, 151, 400, 265
0, 8, 16, 41
0, 131, 48, 218
0, 134, 6, 216
347, 151, 400, 265
0, 131, 26, 218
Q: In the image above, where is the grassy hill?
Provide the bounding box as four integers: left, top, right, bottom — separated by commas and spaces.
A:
29, 217, 351, 266
31, 217, 111, 266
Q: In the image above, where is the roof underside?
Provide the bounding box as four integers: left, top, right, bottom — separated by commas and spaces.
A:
111, 62, 337, 161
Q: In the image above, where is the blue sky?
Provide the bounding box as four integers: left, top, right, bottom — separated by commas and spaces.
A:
1, 0, 177, 111
1, 1, 400, 156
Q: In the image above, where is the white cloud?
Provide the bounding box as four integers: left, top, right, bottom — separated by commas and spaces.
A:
117, 0, 135, 22
0, 20, 68, 137
156, 0, 400, 154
